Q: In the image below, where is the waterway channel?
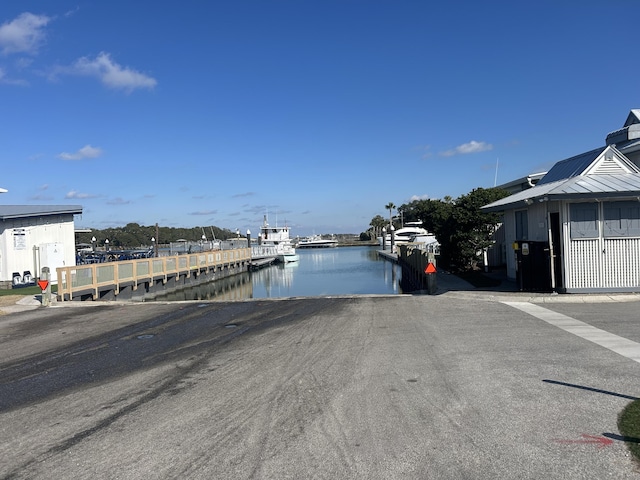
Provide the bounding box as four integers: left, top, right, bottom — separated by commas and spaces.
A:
150, 246, 403, 302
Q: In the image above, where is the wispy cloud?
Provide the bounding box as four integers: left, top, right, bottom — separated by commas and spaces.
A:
440, 140, 493, 157
57, 52, 157, 92
413, 144, 432, 160
232, 192, 255, 198
0, 12, 51, 56
189, 210, 218, 216
107, 197, 131, 205
29, 194, 54, 201
0, 66, 28, 86
65, 190, 99, 199
57, 144, 103, 160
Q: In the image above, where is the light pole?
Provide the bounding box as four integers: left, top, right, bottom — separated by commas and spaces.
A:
246, 229, 251, 250
382, 227, 386, 251
201, 234, 206, 251
151, 237, 156, 257
91, 236, 96, 252
105, 239, 110, 251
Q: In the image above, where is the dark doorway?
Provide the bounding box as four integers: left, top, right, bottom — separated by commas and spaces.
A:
549, 212, 563, 291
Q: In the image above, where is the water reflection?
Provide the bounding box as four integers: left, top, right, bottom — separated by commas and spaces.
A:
152, 271, 253, 302
251, 246, 402, 298
151, 246, 402, 301
250, 261, 298, 298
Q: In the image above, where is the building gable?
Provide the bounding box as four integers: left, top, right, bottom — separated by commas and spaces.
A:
624, 109, 640, 127
583, 146, 640, 176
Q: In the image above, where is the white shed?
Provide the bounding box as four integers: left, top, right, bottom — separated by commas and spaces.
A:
483, 144, 640, 293
0, 205, 83, 288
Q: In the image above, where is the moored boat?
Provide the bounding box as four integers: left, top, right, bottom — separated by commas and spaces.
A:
252, 215, 299, 263
377, 221, 439, 249
297, 234, 338, 248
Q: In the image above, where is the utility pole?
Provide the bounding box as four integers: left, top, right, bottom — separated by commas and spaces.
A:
155, 223, 159, 257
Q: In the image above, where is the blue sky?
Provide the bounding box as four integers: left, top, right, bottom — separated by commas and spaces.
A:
1, 1, 639, 236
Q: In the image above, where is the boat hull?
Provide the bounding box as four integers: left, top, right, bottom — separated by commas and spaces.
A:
297, 241, 338, 249
278, 253, 300, 263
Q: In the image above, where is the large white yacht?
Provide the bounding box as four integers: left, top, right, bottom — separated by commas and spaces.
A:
377, 221, 438, 247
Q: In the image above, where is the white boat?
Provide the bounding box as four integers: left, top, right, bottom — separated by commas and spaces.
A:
252, 215, 299, 263
297, 234, 338, 249
377, 221, 439, 248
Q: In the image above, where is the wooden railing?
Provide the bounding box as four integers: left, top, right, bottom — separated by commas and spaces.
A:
57, 248, 251, 301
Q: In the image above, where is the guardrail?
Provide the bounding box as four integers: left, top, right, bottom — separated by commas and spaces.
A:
57, 248, 251, 301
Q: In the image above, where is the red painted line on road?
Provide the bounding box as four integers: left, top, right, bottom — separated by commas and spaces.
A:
553, 434, 613, 448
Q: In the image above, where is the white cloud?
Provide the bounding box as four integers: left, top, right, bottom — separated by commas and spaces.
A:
65, 190, 99, 199
68, 52, 157, 92
0, 12, 51, 56
409, 194, 430, 202
440, 140, 493, 157
57, 144, 103, 161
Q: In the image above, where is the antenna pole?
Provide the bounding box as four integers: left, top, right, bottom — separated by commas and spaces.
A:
494, 157, 499, 187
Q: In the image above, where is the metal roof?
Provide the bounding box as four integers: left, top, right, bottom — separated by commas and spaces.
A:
0, 205, 83, 220
482, 145, 640, 212
537, 147, 605, 185
482, 174, 640, 212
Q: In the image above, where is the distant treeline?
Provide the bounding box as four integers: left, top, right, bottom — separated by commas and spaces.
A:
75, 223, 236, 248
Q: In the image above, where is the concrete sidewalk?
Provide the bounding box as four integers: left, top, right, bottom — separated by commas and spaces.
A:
435, 269, 640, 303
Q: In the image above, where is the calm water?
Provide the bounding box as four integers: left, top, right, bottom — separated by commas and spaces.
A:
151, 246, 403, 302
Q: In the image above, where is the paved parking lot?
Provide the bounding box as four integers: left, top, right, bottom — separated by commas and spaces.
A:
1, 292, 639, 479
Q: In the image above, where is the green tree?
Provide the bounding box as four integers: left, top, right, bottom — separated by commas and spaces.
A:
398, 188, 508, 271
369, 215, 386, 239
75, 224, 236, 248
384, 202, 396, 229
440, 188, 508, 270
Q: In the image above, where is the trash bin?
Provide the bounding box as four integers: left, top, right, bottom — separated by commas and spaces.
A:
514, 240, 552, 292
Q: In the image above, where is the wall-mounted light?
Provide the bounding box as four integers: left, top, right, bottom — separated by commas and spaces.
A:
524, 199, 533, 205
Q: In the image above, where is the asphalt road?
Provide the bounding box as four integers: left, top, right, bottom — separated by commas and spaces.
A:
1, 292, 640, 479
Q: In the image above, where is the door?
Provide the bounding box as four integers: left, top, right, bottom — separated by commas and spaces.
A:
549, 212, 563, 291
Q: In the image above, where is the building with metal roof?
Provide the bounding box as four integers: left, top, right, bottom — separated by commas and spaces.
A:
482, 111, 640, 293
0, 205, 83, 289
606, 109, 640, 166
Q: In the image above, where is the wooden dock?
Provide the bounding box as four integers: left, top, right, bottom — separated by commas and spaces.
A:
57, 248, 252, 301
377, 250, 398, 263
249, 257, 276, 271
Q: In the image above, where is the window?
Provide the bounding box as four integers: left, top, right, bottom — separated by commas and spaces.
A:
603, 201, 640, 237
515, 210, 528, 240
570, 203, 599, 239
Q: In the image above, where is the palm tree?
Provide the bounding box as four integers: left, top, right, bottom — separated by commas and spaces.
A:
384, 202, 396, 229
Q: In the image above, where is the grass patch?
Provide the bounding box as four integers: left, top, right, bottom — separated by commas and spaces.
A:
618, 399, 640, 462
455, 270, 502, 288
0, 285, 57, 296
